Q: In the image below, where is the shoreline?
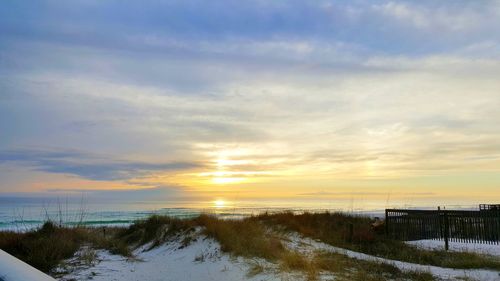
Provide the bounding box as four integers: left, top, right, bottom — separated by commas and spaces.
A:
1, 212, 500, 281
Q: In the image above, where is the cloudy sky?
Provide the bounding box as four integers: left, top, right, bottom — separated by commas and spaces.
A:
1, 1, 500, 204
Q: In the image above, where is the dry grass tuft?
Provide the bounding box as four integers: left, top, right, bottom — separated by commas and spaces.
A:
280, 251, 318, 281
195, 215, 285, 260
246, 260, 266, 277
257, 211, 375, 246
117, 215, 196, 247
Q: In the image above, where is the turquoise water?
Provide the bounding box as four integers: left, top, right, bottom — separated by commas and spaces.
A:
0, 199, 205, 231
0, 197, 477, 231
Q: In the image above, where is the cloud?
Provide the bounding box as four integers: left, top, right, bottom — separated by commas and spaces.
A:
298, 191, 436, 197
0, 0, 500, 200
372, 2, 483, 32
44, 185, 198, 202
0, 149, 200, 181
2, 1, 499, 58
3, 52, 500, 183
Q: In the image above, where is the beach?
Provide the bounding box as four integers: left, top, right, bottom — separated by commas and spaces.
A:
2, 212, 500, 281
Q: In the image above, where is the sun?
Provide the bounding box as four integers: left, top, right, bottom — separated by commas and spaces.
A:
213, 199, 226, 208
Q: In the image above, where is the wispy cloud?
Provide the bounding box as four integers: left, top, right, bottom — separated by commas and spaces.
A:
0, 149, 200, 181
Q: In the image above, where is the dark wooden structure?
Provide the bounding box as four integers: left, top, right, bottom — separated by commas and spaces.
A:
480, 204, 500, 211
385, 205, 500, 250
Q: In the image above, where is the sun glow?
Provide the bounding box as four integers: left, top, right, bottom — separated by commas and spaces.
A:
189, 143, 280, 187
204, 147, 253, 185
216, 158, 250, 167
212, 177, 246, 184
213, 199, 226, 208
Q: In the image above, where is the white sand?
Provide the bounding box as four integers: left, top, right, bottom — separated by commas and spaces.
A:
57, 233, 283, 281
406, 239, 500, 257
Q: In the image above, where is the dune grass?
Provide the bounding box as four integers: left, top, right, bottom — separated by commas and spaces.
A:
196, 214, 285, 260
0, 221, 130, 273
280, 251, 319, 280
116, 214, 285, 260
117, 215, 197, 248
0, 222, 85, 272
256, 211, 500, 270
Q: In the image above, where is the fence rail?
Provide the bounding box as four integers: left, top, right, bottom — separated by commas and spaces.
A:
385, 207, 500, 249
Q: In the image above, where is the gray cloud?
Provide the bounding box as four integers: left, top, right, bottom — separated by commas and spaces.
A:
0, 149, 200, 181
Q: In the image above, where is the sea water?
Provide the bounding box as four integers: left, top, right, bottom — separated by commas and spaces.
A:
0, 197, 477, 231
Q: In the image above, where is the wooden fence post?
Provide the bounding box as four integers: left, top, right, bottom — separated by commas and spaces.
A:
497, 209, 500, 245
437, 207, 442, 241
443, 210, 449, 251
385, 209, 389, 237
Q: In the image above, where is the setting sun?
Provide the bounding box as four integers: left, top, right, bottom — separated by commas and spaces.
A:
213, 199, 226, 208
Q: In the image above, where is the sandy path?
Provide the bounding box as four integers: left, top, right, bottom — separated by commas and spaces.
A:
285, 233, 500, 281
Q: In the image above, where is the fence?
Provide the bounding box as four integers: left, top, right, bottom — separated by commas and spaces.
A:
385, 206, 500, 250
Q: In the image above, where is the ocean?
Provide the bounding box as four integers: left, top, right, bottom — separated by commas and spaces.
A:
0, 197, 477, 231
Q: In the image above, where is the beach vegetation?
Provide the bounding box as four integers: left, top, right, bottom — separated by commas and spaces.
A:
256, 211, 500, 270
0, 221, 131, 273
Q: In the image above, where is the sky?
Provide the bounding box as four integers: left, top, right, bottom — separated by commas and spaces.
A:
1, 1, 500, 206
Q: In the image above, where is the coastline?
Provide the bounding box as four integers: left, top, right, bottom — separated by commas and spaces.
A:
1, 212, 499, 281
